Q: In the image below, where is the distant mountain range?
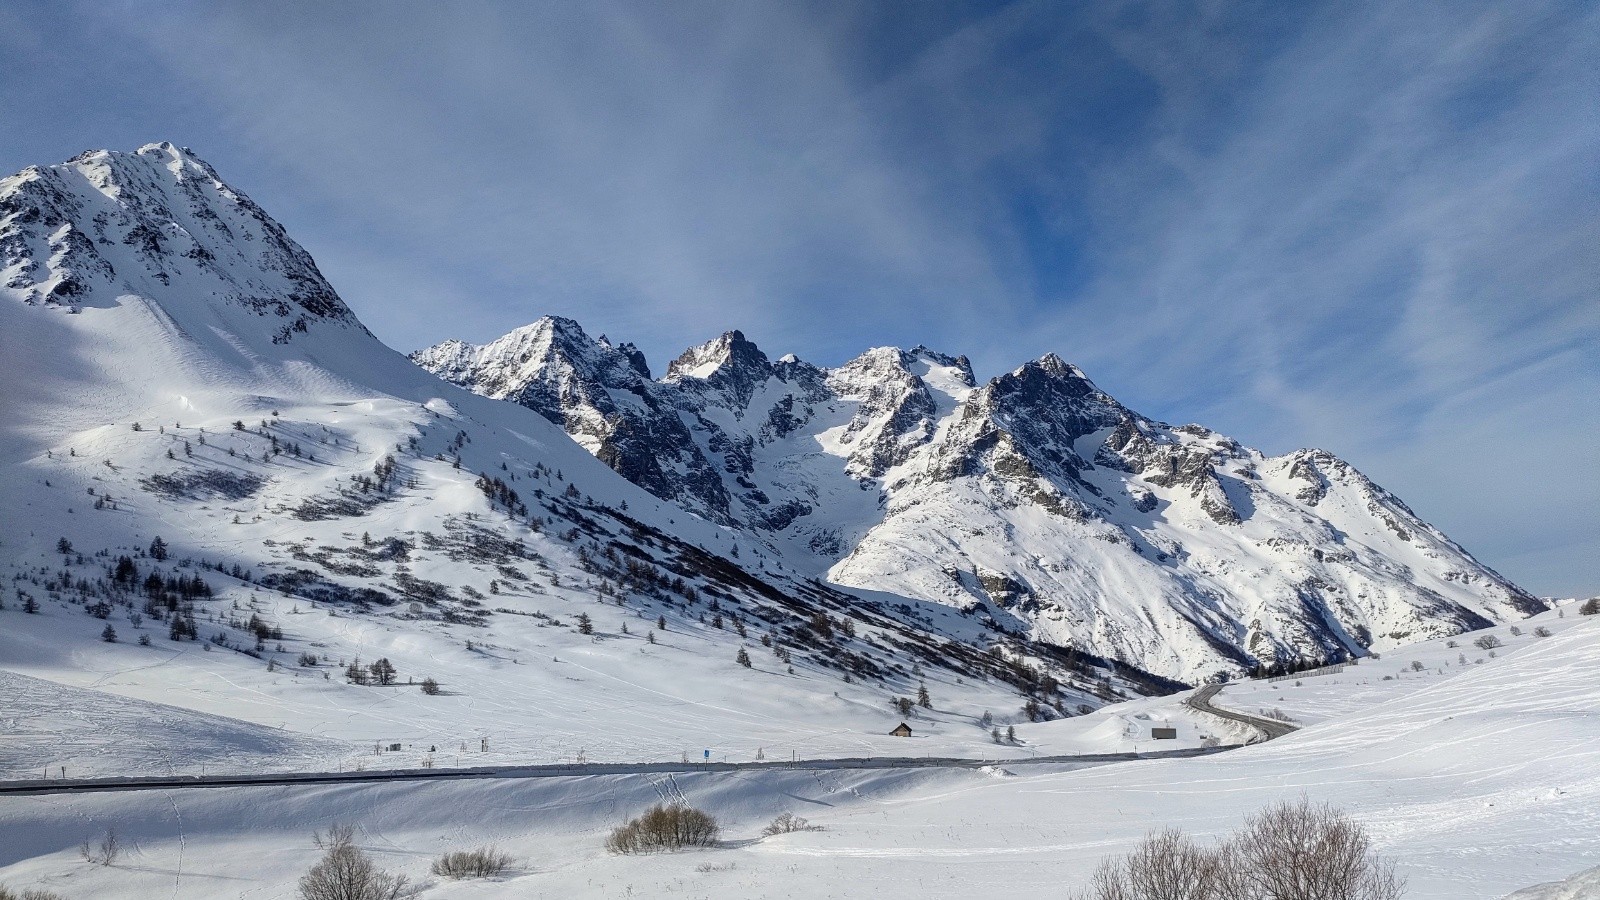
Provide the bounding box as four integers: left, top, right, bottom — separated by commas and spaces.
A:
0, 143, 1539, 711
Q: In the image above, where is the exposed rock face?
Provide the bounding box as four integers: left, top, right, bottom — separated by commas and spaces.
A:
413, 318, 733, 521
0, 143, 360, 344
1, 143, 1542, 685
420, 321, 1545, 684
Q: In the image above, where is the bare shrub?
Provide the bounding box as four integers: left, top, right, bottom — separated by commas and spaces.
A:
313, 823, 357, 851
605, 803, 720, 854
298, 841, 410, 900
695, 862, 736, 873
1074, 799, 1403, 900
761, 812, 824, 836
0, 887, 68, 900
430, 847, 513, 879
79, 826, 120, 866
1218, 798, 1404, 900
1473, 634, 1503, 650
1533, 626, 1553, 637
1075, 828, 1226, 900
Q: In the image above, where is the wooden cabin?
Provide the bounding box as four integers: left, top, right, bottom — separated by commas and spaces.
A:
890, 722, 913, 737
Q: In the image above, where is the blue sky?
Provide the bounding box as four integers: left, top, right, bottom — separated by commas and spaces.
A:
1, 1, 1595, 595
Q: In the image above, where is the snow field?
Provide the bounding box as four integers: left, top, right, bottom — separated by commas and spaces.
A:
2, 609, 1595, 898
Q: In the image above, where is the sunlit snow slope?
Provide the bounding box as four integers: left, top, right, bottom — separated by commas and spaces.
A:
0, 602, 1593, 899
420, 322, 1543, 684
0, 144, 1163, 775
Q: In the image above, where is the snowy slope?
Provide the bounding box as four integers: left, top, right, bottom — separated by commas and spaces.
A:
0, 145, 1155, 778
419, 327, 1542, 684
0, 604, 1593, 899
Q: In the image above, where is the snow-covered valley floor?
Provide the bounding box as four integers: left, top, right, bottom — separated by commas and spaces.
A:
2, 604, 1596, 899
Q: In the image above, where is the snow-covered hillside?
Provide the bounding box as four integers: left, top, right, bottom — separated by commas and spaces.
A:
419, 320, 1542, 684
1, 597, 1593, 899
0, 144, 1163, 778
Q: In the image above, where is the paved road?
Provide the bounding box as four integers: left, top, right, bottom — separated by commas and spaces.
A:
0, 745, 1235, 797
1185, 684, 1299, 742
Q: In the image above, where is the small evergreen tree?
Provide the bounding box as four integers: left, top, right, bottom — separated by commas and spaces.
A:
22, 594, 39, 614
917, 683, 931, 709
736, 647, 752, 668
420, 678, 441, 695
56, 537, 73, 554
657, 615, 667, 631
148, 536, 168, 561
1006, 725, 1016, 743
101, 624, 117, 643
369, 658, 397, 686
576, 613, 593, 635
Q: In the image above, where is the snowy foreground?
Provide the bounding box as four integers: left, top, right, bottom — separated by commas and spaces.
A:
2, 606, 1596, 899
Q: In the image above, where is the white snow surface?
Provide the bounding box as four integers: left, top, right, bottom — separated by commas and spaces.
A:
0, 145, 1590, 899
420, 322, 1543, 685
0, 606, 1594, 899
0, 144, 1156, 780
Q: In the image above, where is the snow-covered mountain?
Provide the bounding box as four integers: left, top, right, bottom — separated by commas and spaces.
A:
1, 145, 1157, 765
420, 320, 1543, 683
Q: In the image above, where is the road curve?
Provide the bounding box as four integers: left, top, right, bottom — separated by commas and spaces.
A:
1185, 684, 1298, 742
0, 745, 1236, 797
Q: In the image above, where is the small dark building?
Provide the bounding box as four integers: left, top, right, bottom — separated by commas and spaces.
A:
890, 722, 913, 737
1151, 727, 1178, 740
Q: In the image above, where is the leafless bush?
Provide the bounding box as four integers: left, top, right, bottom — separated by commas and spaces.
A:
313, 823, 357, 851
1074, 799, 1403, 900
605, 803, 721, 853
1533, 626, 1553, 637
1473, 634, 1503, 650
695, 862, 736, 873
430, 846, 513, 879
1077, 828, 1226, 900
298, 841, 410, 900
1219, 798, 1404, 900
1258, 708, 1295, 723
79, 826, 120, 866
761, 812, 824, 836
0, 887, 68, 900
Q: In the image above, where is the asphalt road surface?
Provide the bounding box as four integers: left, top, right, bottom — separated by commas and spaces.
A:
0, 745, 1235, 797
1185, 684, 1299, 741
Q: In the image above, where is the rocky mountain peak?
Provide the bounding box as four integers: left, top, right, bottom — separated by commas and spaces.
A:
1, 143, 357, 339
665, 329, 778, 411
596, 334, 652, 379
666, 329, 770, 380
908, 345, 977, 386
